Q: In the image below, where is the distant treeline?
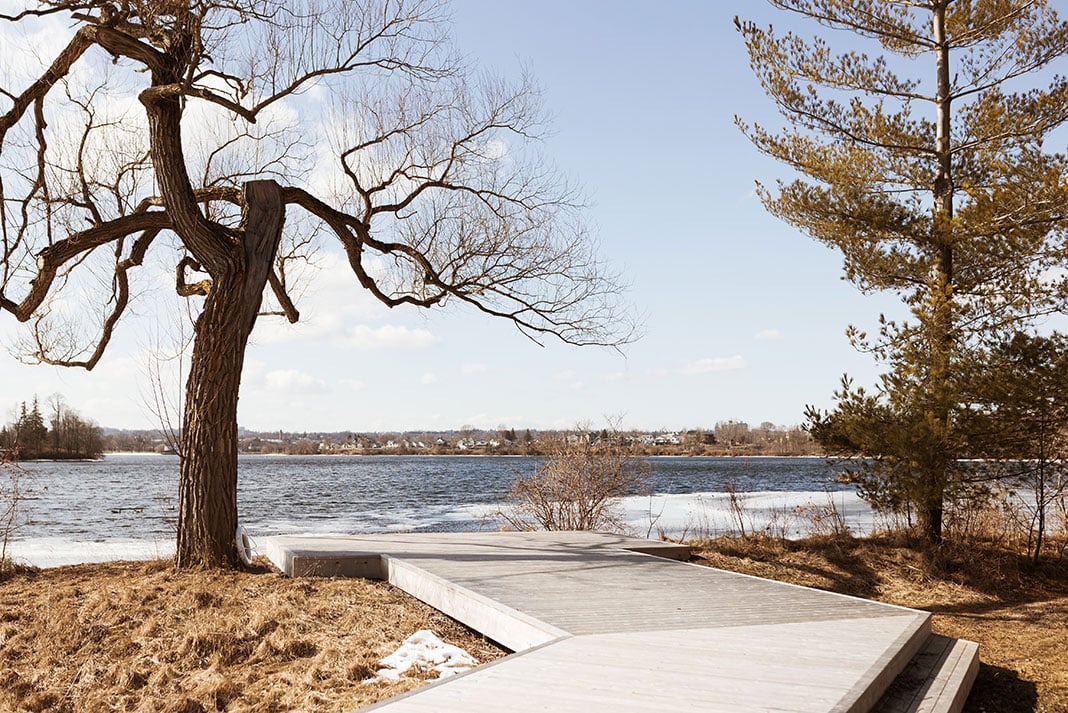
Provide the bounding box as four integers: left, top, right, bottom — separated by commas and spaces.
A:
0, 396, 104, 460
99, 421, 821, 457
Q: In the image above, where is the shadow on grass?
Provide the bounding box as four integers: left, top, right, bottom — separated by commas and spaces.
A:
928, 595, 1068, 621
689, 535, 883, 599
917, 541, 1068, 605
964, 663, 1038, 713
696, 532, 1068, 606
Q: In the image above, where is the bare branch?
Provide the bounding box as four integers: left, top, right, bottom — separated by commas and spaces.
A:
27, 226, 160, 369
1, 211, 170, 320
266, 268, 299, 322
175, 256, 212, 297
0, 27, 95, 144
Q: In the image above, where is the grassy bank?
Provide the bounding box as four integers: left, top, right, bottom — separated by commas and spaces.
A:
689, 535, 1068, 713
1, 537, 1064, 712
0, 560, 505, 712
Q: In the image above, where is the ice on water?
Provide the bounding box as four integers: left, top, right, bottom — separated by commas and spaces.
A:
6, 454, 876, 568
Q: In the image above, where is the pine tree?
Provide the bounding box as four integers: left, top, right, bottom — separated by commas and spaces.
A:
738, 1, 1068, 542
13, 398, 48, 459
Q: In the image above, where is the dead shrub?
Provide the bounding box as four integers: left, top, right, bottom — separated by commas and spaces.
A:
794, 490, 852, 538
0, 450, 28, 578
498, 425, 651, 532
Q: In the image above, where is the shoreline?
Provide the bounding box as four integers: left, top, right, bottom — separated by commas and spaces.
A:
7, 488, 874, 569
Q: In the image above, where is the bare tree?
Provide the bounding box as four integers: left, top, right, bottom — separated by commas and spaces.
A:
0, 1, 631, 568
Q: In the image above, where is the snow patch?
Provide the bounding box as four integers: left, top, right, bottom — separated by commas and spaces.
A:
372, 630, 478, 681
7, 537, 175, 568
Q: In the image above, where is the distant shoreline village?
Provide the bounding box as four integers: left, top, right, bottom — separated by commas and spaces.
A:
105, 422, 823, 458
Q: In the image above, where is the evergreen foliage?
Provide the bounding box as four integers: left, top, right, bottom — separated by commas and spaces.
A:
738, 0, 1068, 542
0, 396, 103, 460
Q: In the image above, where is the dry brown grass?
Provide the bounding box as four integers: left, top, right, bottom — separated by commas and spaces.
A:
689, 534, 1068, 713
4, 537, 1062, 712
0, 559, 505, 712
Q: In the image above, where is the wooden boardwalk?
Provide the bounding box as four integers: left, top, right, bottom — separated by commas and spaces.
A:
263, 532, 977, 713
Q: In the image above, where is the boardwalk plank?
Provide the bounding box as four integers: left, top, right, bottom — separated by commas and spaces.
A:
262, 532, 974, 713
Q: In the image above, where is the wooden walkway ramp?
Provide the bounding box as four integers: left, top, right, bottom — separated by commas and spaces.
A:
262, 532, 978, 713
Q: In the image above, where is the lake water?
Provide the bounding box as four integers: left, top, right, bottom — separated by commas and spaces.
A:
4, 454, 874, 567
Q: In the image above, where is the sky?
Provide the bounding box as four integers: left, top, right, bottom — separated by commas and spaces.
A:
0, 1, 910, 433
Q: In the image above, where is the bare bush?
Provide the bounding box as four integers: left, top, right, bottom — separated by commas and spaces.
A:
793, 490, 851, 539
722, 479, 751, 538
498, 429, 650, 533
0, 449, 27, 577
1058, 483, 1068, 537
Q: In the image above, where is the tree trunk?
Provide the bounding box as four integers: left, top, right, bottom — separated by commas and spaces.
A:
175, 181, 284, 568
924, 1, 954, 546
919, 502, 943, 546
1034, 460, 1046, 564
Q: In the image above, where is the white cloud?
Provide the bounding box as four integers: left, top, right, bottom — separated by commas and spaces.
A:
0, 10, 75, 84
339, 324, 440, 350
1039, 267, 1068, 286
253, 313, 338, 345
677, 356, 747, 375
264, 369, 327, 392
480, 139, 509, 161
553, 369, 584, 391
460, 412, 522, 429
420, 372, 438, 385
754, 329, 783, 341
603, 371, 627, 383
339, 378, 366, 391
461, 362, 488, 375
250, 251, 398, 346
